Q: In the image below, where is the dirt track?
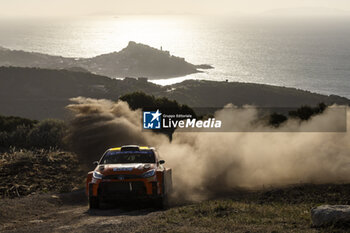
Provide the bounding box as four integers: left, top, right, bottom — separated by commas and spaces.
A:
0, 190, 163, 233
2, 184, 350, 233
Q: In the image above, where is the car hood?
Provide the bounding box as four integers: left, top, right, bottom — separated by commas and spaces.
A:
96, 163, 155, 175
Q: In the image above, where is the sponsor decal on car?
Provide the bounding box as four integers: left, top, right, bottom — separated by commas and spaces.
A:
113, 167, 133, 171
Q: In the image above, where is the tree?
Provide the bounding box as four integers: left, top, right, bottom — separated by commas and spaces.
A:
289, 103, 327, 121
269, 113, 287, 127
120, 92, 196, 139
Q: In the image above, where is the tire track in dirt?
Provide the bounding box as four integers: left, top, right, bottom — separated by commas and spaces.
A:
0, 190, 162, 233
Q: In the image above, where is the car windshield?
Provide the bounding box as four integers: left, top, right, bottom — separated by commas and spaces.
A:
100, 150, 156, 164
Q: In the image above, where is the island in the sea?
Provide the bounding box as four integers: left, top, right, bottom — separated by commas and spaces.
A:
0, 41, 213, 79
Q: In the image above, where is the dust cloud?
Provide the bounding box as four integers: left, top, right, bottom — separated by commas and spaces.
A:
65, 97, 168, 165
66, 97, 350, 200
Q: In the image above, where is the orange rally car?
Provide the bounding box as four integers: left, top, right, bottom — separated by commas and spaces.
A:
86, 145, 172, 209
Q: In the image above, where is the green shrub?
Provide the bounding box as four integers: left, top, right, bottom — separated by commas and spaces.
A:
0, 115, 67, 150
0, 115, 37, 132
27, 119, 67, 150
9, 124, 32, 148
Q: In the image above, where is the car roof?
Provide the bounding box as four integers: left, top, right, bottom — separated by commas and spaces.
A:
109, 146, 151, 151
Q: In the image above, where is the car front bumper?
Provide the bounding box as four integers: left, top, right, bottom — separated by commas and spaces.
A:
89, 177, 159, 200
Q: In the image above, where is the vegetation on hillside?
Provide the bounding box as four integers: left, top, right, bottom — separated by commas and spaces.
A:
120, 91, 196, 117
269, 103, 327, 127
0, 149, 84, 198
0, 115, 67, 151
0, 116, 83, 198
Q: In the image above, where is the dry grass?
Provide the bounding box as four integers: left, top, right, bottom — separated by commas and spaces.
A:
139, 184, 350, 233
0, 149, 85, 198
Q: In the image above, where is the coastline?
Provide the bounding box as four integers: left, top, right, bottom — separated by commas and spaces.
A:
0, 66, 349, 120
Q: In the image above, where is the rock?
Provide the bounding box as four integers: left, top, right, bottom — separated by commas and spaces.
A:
51, 195, 59, 199
29, 220, 43, 223
311, 205, 350, 227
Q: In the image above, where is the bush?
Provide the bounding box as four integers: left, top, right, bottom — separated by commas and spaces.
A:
0, 115, 37, 132
27, 119, 67, 150
0, 115, 67, 150
9, 124, 32, 148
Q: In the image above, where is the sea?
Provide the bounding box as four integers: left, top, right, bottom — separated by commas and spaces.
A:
0, 15, 350, 98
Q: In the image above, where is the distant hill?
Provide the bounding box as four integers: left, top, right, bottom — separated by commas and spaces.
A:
263, 7, 350, 17
0, 42, 210, 79
0, 67, 348, 120
0, 67, 161, 119
0, 46, 9, 52
166, 80, 350, 107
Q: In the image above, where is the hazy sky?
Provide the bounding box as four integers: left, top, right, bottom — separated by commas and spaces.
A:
1, 0, 350, 17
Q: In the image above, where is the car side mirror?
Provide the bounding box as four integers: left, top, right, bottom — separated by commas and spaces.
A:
93, 161, 99, 166
159, 160, 165, 164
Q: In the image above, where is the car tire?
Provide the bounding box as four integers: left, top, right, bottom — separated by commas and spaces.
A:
155, 195, 169, 210
89, 196, 99, 209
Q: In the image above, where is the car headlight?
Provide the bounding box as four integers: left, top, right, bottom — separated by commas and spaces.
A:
142, 169, 156, 178
93, 171, 104, 179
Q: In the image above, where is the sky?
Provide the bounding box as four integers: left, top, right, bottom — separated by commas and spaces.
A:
1, 0, 350, 17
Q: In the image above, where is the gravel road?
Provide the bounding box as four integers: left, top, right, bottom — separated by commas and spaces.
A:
0, 190, 163, 233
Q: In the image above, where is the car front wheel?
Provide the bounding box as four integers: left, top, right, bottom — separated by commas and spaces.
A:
155, 195, 169, 209
89, 196, 100, 209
